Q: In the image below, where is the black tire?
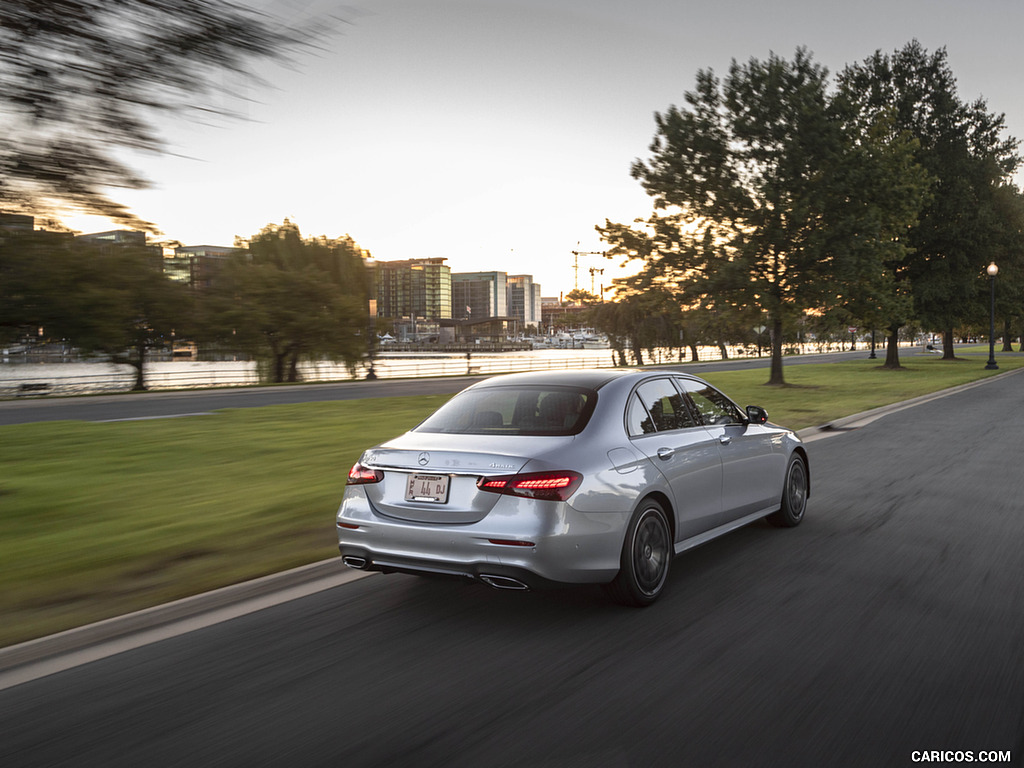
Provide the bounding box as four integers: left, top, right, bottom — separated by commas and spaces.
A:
604, 499, 673, 606
767, 453, 808, 528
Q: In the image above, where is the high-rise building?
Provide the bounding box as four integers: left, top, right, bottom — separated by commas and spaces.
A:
451, 271, 507, 320
372, 258, 452, 322
507, 274, 542, 327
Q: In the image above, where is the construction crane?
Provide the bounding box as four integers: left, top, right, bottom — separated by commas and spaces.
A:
589, 267, 604, 294
571, 249, 606, 290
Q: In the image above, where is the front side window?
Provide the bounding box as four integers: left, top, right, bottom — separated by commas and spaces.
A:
677, 379, 744, 426
415, 386, 595, 436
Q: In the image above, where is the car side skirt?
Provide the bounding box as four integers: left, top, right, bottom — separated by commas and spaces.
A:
674, 505, 780, 555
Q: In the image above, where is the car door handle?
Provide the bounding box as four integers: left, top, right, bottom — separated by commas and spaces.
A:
719, 435, 732, 446
656, 447, 675, 460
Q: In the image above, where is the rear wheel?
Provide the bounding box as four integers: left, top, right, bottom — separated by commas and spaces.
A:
767, 454, 808, 528
604, 499, 672, 606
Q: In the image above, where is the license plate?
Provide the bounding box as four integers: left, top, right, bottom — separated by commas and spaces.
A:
405, 473, 450, 503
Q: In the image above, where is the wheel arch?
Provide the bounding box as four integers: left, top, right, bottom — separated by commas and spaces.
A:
636, 490, 676, 543
792, 446, 810, 497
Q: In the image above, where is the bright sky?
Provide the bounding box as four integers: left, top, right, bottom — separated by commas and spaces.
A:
63, 0, 1024, 298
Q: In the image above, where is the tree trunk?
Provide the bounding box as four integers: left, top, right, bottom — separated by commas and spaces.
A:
1001, 319, 1013, 352
272, 352, 287, 383
613, 343, 628, 366
286, 353, 301, 382
717, 341, 729, 360
689, 343, 699, 362
129, 343, 146, 391
882, 326, 903, 369
630, 339, 644, 366
767, 315, 785, 386
941, 327, 957, 360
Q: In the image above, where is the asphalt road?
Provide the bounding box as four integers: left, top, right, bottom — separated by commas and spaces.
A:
0, 349, 875, 425
1, 365, 1022, 767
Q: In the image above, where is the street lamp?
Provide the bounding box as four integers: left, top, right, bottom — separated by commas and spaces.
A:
985, 262, 998, 370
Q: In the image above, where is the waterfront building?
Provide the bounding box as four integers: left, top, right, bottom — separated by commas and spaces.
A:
507, 274, 542, 328
451, 271, 508, 321
371, 258, 452, 340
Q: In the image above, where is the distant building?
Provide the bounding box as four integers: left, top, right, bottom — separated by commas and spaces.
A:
75, 229, 162, 268
165, 244, 241, 288
541, 296, 592, 331
76, 229, 148, 246
0, 213, 35, 232
507, 274, 542, 327
371, 258, 452, 338
451, 271, 508, 320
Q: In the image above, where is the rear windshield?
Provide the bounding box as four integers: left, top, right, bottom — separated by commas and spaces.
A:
415, 386, 596, 436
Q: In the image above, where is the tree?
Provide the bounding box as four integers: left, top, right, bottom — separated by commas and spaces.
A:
989, 184, 1024, 351
821, 107, 930, 369
0, 226, 193, 388
599, 49, 927, 384
563, 289, 601, 305
201, 221, 371, 383
0, 0, 330, 228
838, 42, 1021, 363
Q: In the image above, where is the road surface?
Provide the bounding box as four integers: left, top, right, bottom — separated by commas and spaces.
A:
0, 365, 1021, 767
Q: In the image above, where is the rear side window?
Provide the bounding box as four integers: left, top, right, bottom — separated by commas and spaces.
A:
415, 386, 595, 436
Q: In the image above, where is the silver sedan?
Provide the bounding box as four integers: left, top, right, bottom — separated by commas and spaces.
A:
337, 368, 809, 605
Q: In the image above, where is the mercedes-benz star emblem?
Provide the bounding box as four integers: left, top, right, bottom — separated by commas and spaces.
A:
418, 452, 430, 466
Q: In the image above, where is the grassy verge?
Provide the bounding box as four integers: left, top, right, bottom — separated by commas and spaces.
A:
700, 347, 1024, 430
2, 348, 1022, 648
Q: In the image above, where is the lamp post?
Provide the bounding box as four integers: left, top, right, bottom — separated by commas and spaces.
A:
985, 262, 998, 370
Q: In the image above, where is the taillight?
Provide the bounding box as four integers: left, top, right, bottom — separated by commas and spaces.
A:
477, 471, 583, 501
347, 462, 384, 485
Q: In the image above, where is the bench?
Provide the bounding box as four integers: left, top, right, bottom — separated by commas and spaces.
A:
17, 382, 52, 396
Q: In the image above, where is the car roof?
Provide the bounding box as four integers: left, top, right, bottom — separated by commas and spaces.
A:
467, 368, 705, 391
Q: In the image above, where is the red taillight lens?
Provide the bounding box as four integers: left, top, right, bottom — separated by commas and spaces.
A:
347, 462, 384, 485
477, 471, 583, 501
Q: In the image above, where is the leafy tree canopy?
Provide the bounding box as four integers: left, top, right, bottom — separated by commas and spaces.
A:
838, 41, 1021, 360
0, 0, 334, 229
202, 220, 371, 383
600, 48, 928, 384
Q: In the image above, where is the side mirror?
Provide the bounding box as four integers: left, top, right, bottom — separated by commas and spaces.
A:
745, 405, 768, 425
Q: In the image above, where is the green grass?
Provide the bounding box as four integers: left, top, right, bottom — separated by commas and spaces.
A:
1, 348, 1022, 647
0, 396, 451, 648
699, 347, 1024, 430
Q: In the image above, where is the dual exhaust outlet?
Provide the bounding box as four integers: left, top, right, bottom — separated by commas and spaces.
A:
341, 556, 529, 591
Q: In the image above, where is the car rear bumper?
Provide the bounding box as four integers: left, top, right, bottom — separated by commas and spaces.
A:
337, 489, 625, 586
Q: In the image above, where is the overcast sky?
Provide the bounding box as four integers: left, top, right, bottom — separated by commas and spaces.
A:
65, 0, 1024, 297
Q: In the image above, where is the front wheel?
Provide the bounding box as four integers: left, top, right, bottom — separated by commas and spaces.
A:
767, 454, 808, 528
604, 499, 672, 607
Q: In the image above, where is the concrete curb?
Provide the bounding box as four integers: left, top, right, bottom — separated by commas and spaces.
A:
0, 557, 366, 678
796, 365, 1024, 441
2, 365, 1021, 680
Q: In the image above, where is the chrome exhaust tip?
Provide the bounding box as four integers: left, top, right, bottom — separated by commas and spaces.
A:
479, 574, 529, 591
342, 556, 368, 570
